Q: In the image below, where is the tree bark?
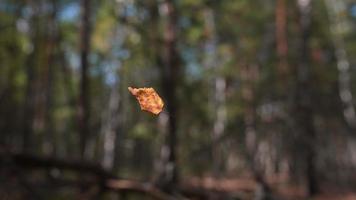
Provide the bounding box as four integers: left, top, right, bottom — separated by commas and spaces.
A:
203, 6, 227, 177
155, 0, 180, 193
275, 0, 288, 75
100, 84, 121, 170
242, 64, 272, 200
295, 0, 319, 196
241, 20, 275, 200
43, 0, 59, 155
22, 0, 42, 152
204, 4, 226, 177
78, 0, 91, 159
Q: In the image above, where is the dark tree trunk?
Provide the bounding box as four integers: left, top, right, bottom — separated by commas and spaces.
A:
78, 0, 91, 159
22, 1, 41, 152
241, 18, 275, 200
43, 0, 59, 155
276, 0, 288, 75
294, 0, 319, 196
23, 57, 35, 152
155, 0, 180, 193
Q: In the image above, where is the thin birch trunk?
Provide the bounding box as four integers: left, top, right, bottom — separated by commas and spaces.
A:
325, 0, 356, 129
101, 84, 121, 170
203, 7, 227, 177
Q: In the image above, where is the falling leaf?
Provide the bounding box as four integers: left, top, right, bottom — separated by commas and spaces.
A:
128, 87, 164, 115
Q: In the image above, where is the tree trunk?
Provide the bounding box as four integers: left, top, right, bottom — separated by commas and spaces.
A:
203, 6, 227, 177
275, 0, 288, 76
43, 0, 59, 155
155, 0, 180, 193
78, 0, 91, 159
295, 0, 319, 196
242, 64, 273, 200
100, 84, 121, 170
241, 17, 275, 200
22, 1, 42, 152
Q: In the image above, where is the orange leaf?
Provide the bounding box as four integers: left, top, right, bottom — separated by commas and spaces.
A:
128, 87, 164, 115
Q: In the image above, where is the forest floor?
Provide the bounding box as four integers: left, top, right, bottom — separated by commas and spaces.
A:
183, 176, 356, 200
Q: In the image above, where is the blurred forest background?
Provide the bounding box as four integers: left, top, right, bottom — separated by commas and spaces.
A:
1, 0, 356, 199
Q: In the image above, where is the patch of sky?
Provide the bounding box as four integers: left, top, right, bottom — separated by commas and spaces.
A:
89, 52, 122, 86
113, 48, 130, 59
138, 8, 148, 20
350, 4, 356, 18
123, 3, 137, 18
181, 47, 202, 78
16, 18, 29, 33
179, 16, 191, 28
21, 6, 32, 18
0, 3, 16, 13
65, 49, 80, 71
89, 53, 100, 67
96, 60, 121, 86
104, 61, 121, 86
205, 42, 216, 55
187, 62, 202, 79
59, 2, 79, 22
